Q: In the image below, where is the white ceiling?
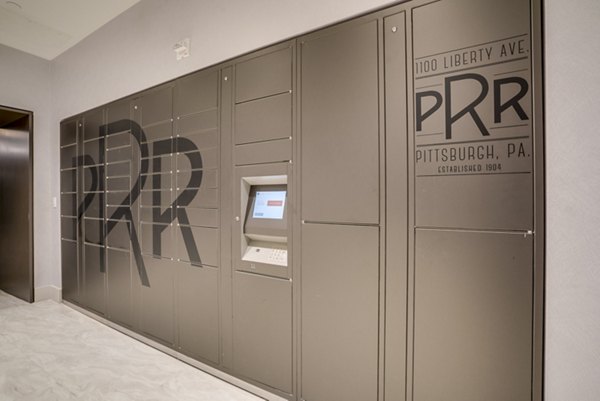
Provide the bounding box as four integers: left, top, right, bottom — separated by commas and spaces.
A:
0, 0, 140, 60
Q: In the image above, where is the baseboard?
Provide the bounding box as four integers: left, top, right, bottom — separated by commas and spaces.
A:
34, 286, 62, 302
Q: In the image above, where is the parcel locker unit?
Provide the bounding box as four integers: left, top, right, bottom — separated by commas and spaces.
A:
299, 16, 382, 401
59, 1, 544, 401
228, 42, 296, 398
173, 69, 221, 364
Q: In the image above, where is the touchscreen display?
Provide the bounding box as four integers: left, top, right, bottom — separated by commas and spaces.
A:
252, 191, 286, 219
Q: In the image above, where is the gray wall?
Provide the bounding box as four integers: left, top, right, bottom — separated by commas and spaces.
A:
545, 1, 600, 400
0, 44, 54, 291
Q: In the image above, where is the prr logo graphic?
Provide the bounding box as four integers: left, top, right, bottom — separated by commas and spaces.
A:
416, 72, 529, 140
73, 119, 205, 287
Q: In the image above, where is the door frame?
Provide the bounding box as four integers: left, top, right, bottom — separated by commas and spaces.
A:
0, 104, 34, 302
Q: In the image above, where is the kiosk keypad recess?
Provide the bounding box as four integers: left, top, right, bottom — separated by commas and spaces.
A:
244, 246, 288, 267
242, 182, 289, 268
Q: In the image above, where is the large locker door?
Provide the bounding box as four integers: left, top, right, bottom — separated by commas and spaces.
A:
232, 273, 292, 394
414, 230, 533, 401
300, 20, 379, 225
301, 224, 379, 401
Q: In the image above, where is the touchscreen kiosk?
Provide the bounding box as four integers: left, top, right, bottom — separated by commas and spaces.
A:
242, 184, 288, 267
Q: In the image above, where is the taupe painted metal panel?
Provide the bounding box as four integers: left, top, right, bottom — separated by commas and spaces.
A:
60, 144, 77, 169
61, 240, 79, 302
174, 70, 219, 117
383, 11, 408, 401
177, 113, 218, 137
106, 145, 132, 163
301, 20, 379, 224
60, 193, 77, 216
142, 121, 173, 144
234, 92, 292, 145
84, 166, 104, 192
140, 255, 175, 345
176, 169, 217, 190
60, 120, 77, 146
83, 109, 104, 140
106, 131, 130, 148
84, 138, 104, 166
83, 195, 102, 218
61, 217, 77, 240
414, 229, 533, 401
83, 244, 105, 315
106, 191, 129, 206
412, 0, 533, 230
106, 161, 130, 177
176, 148, 218, 170
139, 86, 173, 127
175, 226, 218, 266
84, 218, 104, 245
233, 272, 292, 393
416, 174, 533, 230
178, 129, 218, 152
301, 223, 379, 401
106, 100, 131, 126
106, 221, 131, 250
178, 207, 218, 228
60, 169, 76, 192
176, 188, 218, 209
176, 263, 219, 364
235, 47, 292, 103
107, 248, 132, 327
141, 190, 172, 207
234, 138, 291, 165
106, 176, 130, 192
143, 173, 172, 190
141, 223, 173, 258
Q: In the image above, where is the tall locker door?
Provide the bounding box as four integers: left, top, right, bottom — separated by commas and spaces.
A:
300, 19, 380, 401
383, 11, 408, 401
413, 230, 533, 401
301, 224, 379, 401
60, 119, 80, 304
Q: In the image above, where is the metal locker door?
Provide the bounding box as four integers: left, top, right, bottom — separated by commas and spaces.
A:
300, 20, 379, 225
232, 272, 292, 395
301, 223, 379, 401
176, 263, 219, 364
413, 229, 533, 401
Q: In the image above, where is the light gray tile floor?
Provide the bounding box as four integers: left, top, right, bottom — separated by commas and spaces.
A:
0, 291, 262, 401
